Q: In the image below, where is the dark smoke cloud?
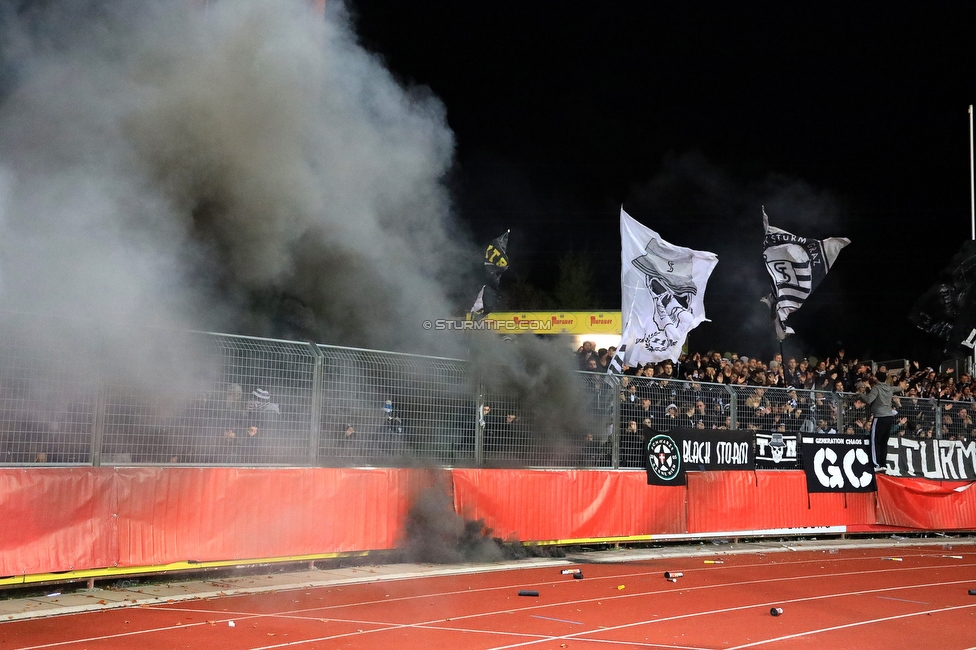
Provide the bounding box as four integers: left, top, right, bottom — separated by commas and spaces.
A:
402, 472, 505, 564
401, 471, 568, 563
0, 0, 473, 353
470, 333, 600, 465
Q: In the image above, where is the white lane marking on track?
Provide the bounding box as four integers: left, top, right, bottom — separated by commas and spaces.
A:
876, 595, 929, 604
14, 560, 971, 649
145, 559, 976, 621
530, 615, 583, 624
726, 603, 976, 649
478, 578, 976, 650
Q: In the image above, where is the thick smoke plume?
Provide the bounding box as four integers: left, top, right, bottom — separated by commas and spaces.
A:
469, 333, 600, 465
401, 471, 567, 563
0, 0, 601, 475
402, 472, 505, 564
0, 0, 471, 353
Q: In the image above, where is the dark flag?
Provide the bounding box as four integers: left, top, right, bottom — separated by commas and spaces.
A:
471, 230, 510, 319
761, 208, 850, 340
909, 240, 976, 358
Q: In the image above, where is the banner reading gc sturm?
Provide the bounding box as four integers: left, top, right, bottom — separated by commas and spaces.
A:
643, 427, 755, 486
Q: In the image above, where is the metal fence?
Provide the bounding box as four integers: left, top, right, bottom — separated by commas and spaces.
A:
0, 318, 965, 469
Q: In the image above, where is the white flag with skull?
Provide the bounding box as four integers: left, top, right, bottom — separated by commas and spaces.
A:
616, 208, 718, 368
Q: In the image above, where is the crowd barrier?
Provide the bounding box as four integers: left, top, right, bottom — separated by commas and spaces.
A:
2, 316, 974, 584
2, 466, 973, 583
0, 314, 960, 469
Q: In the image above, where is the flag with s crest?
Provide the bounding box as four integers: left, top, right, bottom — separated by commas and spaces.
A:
761, 208, 849, 339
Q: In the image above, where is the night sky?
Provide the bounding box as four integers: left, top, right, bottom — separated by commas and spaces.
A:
349, 3, 975, 364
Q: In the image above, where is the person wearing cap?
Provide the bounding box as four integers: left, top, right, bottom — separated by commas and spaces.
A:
658, 403, 680, 430
244, 388, 281, 462
854, 373, 907, 472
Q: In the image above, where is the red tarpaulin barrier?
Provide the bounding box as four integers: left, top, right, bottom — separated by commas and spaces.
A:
0, 468, 117, 577
686, 471, 877, 533
0, 467, 431, 577
876, 474, 976, 529
0, 467, 968, 579
451, 469, 686, 541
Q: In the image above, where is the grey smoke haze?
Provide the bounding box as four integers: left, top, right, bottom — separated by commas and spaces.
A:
0, 0, 605, 474
630, 152, 849, 358
470, 333, 600, 465
0, 0, 472, 354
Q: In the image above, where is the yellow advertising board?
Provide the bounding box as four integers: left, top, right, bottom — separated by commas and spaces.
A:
481, 311, 622, 335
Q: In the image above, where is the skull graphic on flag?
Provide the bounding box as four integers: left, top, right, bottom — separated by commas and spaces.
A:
616, 208, 717, 366
632, 239, 699, 352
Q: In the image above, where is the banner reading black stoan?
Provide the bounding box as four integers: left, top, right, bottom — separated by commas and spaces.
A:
643, 427, 755, 486
801, 434, 875, 492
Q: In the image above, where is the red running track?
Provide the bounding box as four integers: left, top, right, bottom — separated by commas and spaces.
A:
3, 546, 976, 649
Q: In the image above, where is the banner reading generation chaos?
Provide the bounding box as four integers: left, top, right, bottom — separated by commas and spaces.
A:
801, 433, 875, 493
643, 427, 754, 486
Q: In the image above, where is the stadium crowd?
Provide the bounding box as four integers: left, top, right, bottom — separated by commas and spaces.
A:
576, 342, 975, 468
2, 338, 971, 468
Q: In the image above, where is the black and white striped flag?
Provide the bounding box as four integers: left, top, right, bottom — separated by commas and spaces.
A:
607, 343, 627, 375
762, 208, 849, 340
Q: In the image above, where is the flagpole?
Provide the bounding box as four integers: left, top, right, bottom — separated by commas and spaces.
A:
970, 105, 974, 241
970, 105, 975, 376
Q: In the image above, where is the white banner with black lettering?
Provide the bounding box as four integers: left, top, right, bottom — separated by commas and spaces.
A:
885, 437, 976, 480
801, 434, 876, 492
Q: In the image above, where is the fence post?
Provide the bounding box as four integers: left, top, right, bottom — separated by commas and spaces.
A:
935, 402, 943, 439
474, 385, 485, 467
835, 393, 845, 434
609, 375, 621, 469
725, 384, 737, 430
90, 388, 106, 467
308, 344, 324, 467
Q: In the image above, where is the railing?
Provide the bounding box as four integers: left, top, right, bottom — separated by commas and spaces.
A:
0, 315, 964, 469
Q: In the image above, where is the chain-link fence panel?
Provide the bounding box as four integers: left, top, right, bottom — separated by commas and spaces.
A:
97, 333, 317, 466
725, 384, 838, 436
316, 346, 472, 467
928, 399, 974, 442
613, 376, 732, 468
16, 308, 961, 471
0, 313, 96, 465
477, 370, 615, 468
